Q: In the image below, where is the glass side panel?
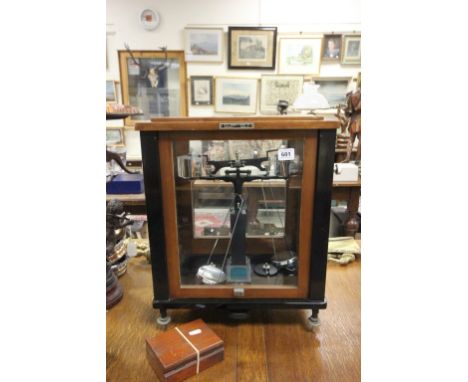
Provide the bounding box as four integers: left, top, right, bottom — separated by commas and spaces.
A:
173, 138, 304, 287
126, 57, 181, 120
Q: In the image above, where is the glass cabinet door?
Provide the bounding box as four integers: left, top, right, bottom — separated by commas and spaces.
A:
161, 132, 315, 297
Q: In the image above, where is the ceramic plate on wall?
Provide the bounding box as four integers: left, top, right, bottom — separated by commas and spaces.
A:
140, 9, 160, 31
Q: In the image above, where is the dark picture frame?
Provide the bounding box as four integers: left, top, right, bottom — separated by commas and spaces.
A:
228, 26, 277, 70
321, 34, 342, 62
190, 76, 213, 106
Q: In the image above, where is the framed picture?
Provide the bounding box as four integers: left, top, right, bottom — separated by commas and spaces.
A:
190, 76, 213, 106
341, 34, 361, 65
106, 80, 117, 102
314, 77, 351, 107
322, 34, 342, 62
106, 128, 125, 146
214, 77, 258, 114
279, 36, 323, 75
260, 75, 303, 114
228, 27, 277, 70
184, 28, 224, 62
118, 50, 187, 125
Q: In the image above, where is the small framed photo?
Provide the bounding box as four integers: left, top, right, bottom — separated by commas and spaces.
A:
106, 80, 117, 102
314, 77, 351, 107
228, 26, 277, 70
279, 36, 323, 75
215, 77, 258, 114
260, 75, 303, 114
322, 34, 342, 62
341, 34, 361, 65
190, 76, 213, 106
106, 128, 125, 146
184, 28, 224, 62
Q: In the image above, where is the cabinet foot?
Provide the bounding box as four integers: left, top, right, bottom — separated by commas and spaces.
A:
157, 308, 171, 329
307, 309, 321, 328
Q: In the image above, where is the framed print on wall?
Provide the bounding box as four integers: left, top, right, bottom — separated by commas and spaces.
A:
184, 28, 223, 63
279, 36, 323, 75
106, 127, 125, 146
322, 34, 342, 62
118, 50, 187, 125
190, 76, 213, 106
260, 75, 303, 114
314, 77, 351, 107
228, 26, 277, 70
215, 77, 258, 114
106, 80, 117, 102
341, 34, 361, 65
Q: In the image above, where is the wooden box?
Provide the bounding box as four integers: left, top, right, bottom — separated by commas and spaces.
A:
146, 319, 224, 382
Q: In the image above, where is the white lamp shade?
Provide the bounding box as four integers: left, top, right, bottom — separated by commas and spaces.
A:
292, 82, 330, 110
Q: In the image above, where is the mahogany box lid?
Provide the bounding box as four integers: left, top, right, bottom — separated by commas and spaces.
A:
146, 319, 224, 373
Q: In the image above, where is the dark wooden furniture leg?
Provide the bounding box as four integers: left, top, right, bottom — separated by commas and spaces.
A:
345, 188, 360, 237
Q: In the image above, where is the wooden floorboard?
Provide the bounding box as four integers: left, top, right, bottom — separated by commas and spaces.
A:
106, 257, 360, 381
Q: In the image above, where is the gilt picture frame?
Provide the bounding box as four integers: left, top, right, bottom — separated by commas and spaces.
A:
214, 77, 258, 114
184, 28, 224, 63
279, 36, 323, 75
341, 34, 361, 65
118, 50, 187, 125
190, 76, 213, 106
260, 75, 303, 114
228, 26, 277, 70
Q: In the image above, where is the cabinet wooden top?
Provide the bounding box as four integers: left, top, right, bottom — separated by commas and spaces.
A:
135, 115, 340, 131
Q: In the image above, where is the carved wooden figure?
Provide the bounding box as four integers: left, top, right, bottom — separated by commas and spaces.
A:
343, 74, 361, 163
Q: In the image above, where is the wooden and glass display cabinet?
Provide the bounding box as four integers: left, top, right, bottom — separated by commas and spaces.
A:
136, 116, 338, 329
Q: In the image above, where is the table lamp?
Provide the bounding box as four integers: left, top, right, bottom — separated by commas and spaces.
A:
292, 82, 330, 114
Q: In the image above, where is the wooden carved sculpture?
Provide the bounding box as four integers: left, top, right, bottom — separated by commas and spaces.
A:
335, 104, 350, 150
342, 74, 361, 163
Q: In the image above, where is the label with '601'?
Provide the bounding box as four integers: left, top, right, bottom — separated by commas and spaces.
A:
278, 148, 295, 161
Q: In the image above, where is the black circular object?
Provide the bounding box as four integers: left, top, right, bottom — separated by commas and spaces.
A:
254, 262, 279, 277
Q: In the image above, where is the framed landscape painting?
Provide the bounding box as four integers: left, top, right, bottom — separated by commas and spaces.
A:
341, 34, 361, 64
314, 77, 351, 107
228, 27, 277, 70
190, 76, 213, 106
215, 77, 258, 114
184, 28, 223, 62
260, 75, 303, 114
279, 36, 323, 75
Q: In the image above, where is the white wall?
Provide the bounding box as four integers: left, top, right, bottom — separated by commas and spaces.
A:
107, 0, 361, 159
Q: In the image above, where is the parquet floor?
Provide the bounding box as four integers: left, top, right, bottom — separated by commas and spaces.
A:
106, 257, 360, 382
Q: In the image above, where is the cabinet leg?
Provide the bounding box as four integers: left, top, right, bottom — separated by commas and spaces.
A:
307, 308, 321, 328
156, 307, 171, 329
